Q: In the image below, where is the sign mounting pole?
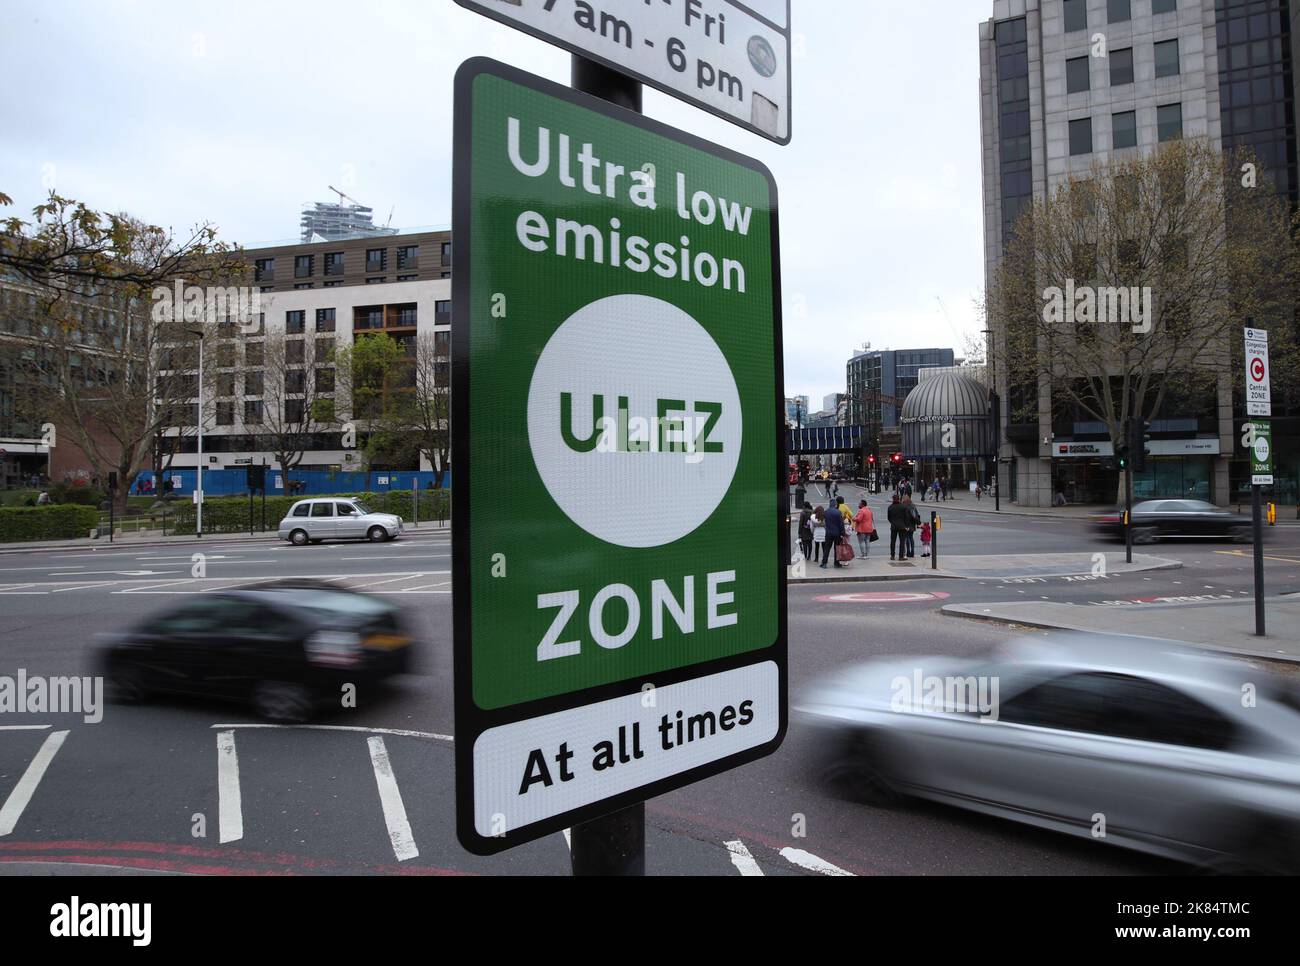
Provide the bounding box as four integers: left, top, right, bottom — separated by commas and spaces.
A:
567, 53, 646, 877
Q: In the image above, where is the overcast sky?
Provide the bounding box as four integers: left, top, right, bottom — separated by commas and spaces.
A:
0, 0, 986, 408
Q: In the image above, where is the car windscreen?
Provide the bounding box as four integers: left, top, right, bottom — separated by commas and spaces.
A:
352, 501, 375, 515
252, 589, 394, 623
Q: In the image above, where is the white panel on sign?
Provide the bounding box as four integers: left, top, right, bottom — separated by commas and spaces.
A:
454, 0, 791, 143
472, 662, 779, 836
1244, 328, 1271, 417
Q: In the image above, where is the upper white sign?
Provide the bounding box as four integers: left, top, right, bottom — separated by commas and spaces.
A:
454, 0, 791, 144
1244, 327, 1270, 417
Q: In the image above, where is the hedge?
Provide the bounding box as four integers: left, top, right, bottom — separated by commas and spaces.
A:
167, 490, 451, 534
0, 504, 102, 542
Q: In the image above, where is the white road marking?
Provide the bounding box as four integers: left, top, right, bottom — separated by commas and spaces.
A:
210, 723, 453, 743
562, 827, 571, 849
349, 574, 427, 589
367, 736, 419, 861
778, 847, 855, 876
0, 565, 83, 571
0, 730, 69, 836
0, 725, 51, 731
216, 729, 243, 844
724, 839, 765, 876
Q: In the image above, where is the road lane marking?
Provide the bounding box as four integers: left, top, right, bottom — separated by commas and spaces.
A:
349, 574, 427, 589
724, 839, 765, 876
1215, 550, 1300, 564
0, 730, 69, 836
0, 725, 51, 731
367, 736, 419, 862
778, 847, 854, 876
210, 723, 454, 743
216, 730, 243, 844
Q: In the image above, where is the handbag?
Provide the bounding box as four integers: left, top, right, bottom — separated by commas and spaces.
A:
835, 538, 855, 563
869, 528, 880, 543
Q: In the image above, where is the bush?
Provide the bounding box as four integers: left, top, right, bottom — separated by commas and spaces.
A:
48, 482, 107, 506
166, 490, 451, 534
0, 504, 101, 542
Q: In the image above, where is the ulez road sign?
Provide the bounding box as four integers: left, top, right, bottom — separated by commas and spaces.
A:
452, 58, 785, 854
453, 0, 792, 144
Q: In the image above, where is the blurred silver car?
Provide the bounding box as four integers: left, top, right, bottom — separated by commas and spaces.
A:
800, 634, 1300, 873
278, 498, 404, 545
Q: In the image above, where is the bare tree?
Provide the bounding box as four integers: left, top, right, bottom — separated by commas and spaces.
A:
259, 334, 334, 491
410, 331, 451, 487
985, 139, 1300, 500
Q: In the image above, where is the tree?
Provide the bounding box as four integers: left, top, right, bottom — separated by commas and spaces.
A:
0, 192, 244, 514
260, 335, 334, 490
984, 140, 1300, 500
409, 331, 451, 487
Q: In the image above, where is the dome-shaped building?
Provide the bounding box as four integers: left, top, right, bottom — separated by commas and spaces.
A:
900, 368, 995, 488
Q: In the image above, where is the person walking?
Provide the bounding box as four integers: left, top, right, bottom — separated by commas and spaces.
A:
854, 499, 874, 558
886, 495, 908, 561
903, 495, 921, 558
798, 502, 814, 561
920, 519, 932, 558
822, 498, 845, 568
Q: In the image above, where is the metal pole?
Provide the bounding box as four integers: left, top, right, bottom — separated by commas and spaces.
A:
1124, 464, 1133, 565
261, 457, 267, 532
568, 52, 645, 878
1253, 483, 1265, 635
249, 475, 254, 537
196, 336, 204, 539
412, 477, 419, 529
930, 510, 937, 570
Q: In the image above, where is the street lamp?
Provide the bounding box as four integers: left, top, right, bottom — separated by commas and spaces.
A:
982, 327, 1001, 512
189, 328, 205, 538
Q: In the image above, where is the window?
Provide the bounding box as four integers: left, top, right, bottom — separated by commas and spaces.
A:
216, 401, 234, 426
366, 277, 386, 284
244, 371, 263, 395
1063, 0, 1087, 32
294, 254, 314, 278
293, 283, 313, 290
396, 304, 417, 326
357, 308, 383, 329
286, 340, 304, 364
1066, 56, 1090, 94
285, 369, 306, 393
292, 502, 310, 517
1112, 110, 1137, 148
336, 502, 357, 517
254, 258, 274, 282
286, 310, 306, 334
1152, 0, 1175, 13
310, 501, 334, 518
1154, 39, 1179, 78
316, 368, 335, 392
316, 308, 335, 332
324, 280, 343, 288
1157, 102, 1183, 141
1069, 117, 1093, 155
1110, 48, 1133, 86
246, 342, 264, 366
440, 241, 451, 266
435, 299, 451, 323
216, 343, 235, 368
397, 274, 417, 282
217, 373, 236, 397
324, 252, 345, 276
285, 399, 305, 423
396, 245, 418, 269
244, 400, 264, 424
1107, 0, 1130, 23
315, 339, 334, 364
366, 248, 387, 272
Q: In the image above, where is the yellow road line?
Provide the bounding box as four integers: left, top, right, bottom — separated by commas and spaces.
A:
1214, 550, 1300, 564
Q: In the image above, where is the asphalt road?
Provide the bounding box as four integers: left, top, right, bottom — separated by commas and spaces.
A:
1, 508, 1298, 875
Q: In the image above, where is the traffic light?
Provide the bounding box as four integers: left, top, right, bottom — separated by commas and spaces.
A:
1129, 418, 1152, 473
867, 454, 876, 465
1115, 438, 1130, 471
891, 452, 902, 464
247, 464, 266, 491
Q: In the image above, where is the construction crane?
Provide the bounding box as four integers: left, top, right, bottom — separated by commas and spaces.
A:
327, 185, 367, 209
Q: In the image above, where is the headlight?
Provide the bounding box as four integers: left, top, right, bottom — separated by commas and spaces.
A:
305, 630, 363, 667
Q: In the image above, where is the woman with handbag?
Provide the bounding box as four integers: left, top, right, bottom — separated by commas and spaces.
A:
853, 499, 875, 558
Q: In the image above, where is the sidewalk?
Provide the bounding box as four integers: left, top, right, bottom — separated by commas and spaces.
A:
943, 596, 1300, 663
0, 523, 450, 555
788, 551, 1179, 584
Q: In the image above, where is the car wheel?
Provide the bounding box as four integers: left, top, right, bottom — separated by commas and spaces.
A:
1131, 526, 1159, 545
815, 732, 901, 806
107, 661, 148, 704
290, 529, 309, 546
368, 526, 388, 542
252, 681, 313, 724
1230, 525, 1252, 544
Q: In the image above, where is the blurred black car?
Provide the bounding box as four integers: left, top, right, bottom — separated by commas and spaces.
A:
97, 580, 412, 722
1094, 499, 1253, 544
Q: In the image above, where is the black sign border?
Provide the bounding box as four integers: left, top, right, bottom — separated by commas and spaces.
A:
452, 0, 793, 146
452, 57, 787, 856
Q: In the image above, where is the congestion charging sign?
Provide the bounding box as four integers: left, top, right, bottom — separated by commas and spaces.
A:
451, 59, 785, 854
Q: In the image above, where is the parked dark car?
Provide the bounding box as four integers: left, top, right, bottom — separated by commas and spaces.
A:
1094, 499, 1254, 544
96, 580, 413, 722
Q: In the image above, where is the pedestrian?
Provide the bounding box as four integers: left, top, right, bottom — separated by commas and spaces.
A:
822, 499, 845, 568
920, 520, 932, 558
941, 476, 949, 501
975, 482, 983, 501
903, 495, 921, 558
854, 499, 874, 558
932, 478, 941, 501
798, 501, 814, 561
812, 506, 827, 566
836, 495, 852, 529
887, 494, 908, 561
36, 490, 50, 505
920, 478, 927, 502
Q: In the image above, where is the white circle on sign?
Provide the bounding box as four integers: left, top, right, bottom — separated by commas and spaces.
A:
1255, 436, 1270, 462
527, 294, 742, 548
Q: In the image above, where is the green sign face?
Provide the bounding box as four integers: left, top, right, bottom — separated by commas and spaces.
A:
1251, 420, 1273, 483
452, 59, 785, 854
